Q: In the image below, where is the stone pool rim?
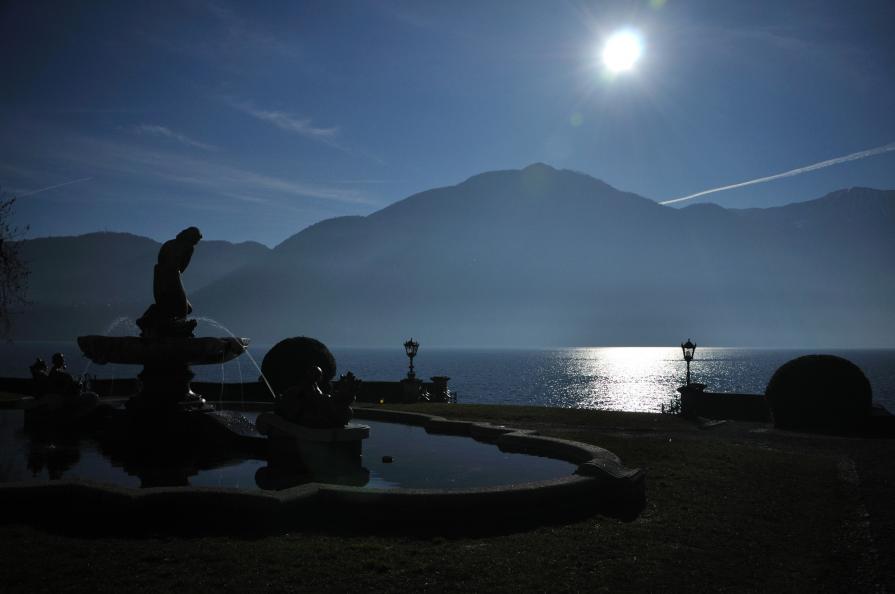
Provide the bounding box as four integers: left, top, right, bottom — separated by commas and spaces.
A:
0, 400, 645, 533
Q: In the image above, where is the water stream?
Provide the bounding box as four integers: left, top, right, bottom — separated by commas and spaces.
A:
193, 316, 277, 400
80, 316, 140, 394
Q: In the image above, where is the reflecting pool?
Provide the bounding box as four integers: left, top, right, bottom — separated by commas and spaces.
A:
0, 410, 575, 491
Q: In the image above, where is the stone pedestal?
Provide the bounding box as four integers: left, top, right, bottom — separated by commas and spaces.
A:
401, 378, 423, 403
256, 413, 369, 456
255, 413, 370, 483
131, 362, 208, 410
677, 383, 707, 418
430, 376, 451, 402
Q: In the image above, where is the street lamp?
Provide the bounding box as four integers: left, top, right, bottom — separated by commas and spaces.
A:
681, 338, 696, 386
403, 338, 419, 379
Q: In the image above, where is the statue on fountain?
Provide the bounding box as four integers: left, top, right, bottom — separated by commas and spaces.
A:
274, 366, 360, 429
255, 350, 368, 472
136, 226, 202, 339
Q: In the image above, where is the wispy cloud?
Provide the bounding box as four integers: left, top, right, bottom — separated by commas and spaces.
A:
228, 99, 339, 143
201, 0, 301, 59
18, 177, 93, 197
143, 0, 302, 68
225, 98, 386, 164
55, 107, 146, 115
46, 132, 373, 208
2, 118, 383, 233
683, 22, 878, 88
132, 124, 218, 151
376, 1, 438, 29
660, 141, 895, 205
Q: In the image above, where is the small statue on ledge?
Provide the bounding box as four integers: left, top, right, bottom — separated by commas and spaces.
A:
136, 226, 202, 339
27, 352, 99, 421
29, 358, 49, 398
274, 366, 360, 429
47, 352, 82, 397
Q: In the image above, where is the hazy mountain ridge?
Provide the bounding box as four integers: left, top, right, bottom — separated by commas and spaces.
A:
194, 165, 894, 346
14, 232, 270, 338
10, 166, 895, 346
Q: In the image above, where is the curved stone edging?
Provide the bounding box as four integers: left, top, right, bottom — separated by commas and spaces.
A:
0, 403, 645, 533
350, 407, 644, 504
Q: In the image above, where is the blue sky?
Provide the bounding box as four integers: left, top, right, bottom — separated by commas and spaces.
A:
2, 0, 894, 245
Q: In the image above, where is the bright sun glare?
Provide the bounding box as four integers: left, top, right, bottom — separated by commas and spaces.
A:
601, 30, 643, 73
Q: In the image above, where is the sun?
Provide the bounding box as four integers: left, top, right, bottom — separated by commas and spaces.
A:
601, 29, 643, 73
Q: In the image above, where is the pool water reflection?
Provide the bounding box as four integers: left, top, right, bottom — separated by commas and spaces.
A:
0, 410, 576, 491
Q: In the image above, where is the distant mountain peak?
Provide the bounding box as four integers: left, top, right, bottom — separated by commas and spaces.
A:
522, 162, 556, 173
805, 187, 895, 208
825, 186, 891, 198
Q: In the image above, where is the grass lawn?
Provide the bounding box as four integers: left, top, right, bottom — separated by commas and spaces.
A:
1, 402, 891, 592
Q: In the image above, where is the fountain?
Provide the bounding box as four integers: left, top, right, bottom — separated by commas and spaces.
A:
57, 227, 269, 486
0, 226, 645, 533
69, 227, 370, 489
78, 227, 248, 412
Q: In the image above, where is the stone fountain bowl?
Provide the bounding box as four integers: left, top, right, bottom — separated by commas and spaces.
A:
77, 335, 249, 366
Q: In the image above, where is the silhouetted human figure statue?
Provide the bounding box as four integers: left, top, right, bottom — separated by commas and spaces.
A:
25, 353, 99, 424
29, 358, 49, 398
47, 352, 80, 397
136, 226, 202, 338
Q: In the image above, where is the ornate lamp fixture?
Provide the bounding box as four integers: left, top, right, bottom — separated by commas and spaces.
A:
681, 338, 696, 386
403, 338, 420, 379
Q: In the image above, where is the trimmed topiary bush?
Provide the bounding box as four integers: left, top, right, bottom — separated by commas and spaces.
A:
260, 337, 337, 397
765, 354, 871, 434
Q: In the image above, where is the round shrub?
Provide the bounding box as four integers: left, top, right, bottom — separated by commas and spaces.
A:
765, 355, 871, 434
260, 337, 337, 397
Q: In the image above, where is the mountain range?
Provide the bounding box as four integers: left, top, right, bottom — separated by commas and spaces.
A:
11, 163, 895, 347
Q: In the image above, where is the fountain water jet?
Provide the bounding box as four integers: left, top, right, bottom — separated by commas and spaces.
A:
194, 316, 277, 401
79, 315, 140, 388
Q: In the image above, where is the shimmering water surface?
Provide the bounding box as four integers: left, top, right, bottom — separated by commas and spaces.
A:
0, 411, 575, 491
2, 341, 894, 412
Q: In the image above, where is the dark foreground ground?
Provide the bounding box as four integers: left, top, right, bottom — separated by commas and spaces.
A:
1, 400, 893, 592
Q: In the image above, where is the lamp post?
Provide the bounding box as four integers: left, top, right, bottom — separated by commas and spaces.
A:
403, 338, 419, 379
681, 338, 696, 386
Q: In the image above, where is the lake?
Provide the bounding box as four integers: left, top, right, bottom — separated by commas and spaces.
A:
3, 340, 893, 413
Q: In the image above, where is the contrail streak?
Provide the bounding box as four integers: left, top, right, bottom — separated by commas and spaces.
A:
19, 177, 93, 197
659, 142, 895, 205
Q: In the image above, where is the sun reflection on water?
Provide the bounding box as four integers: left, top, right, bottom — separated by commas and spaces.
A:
549, 347, 682, 411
